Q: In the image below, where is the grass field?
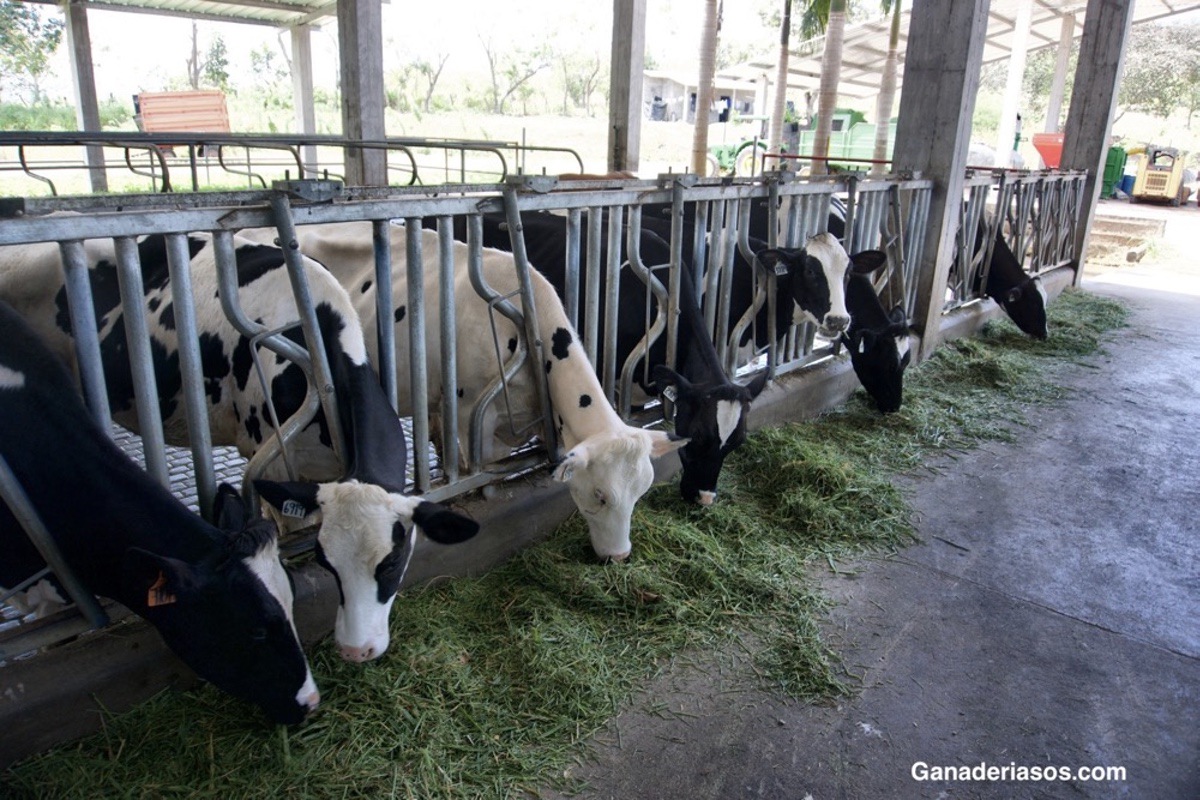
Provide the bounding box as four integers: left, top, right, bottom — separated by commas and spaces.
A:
0, 290, 1127, 799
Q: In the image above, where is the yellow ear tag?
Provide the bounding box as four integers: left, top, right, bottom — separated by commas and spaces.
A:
147, 570, 178, 607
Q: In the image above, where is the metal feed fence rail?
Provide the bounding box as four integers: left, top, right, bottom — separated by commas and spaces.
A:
0, 132, 586, 195
1, 168, 1085, 662
946, 169, 1087, 309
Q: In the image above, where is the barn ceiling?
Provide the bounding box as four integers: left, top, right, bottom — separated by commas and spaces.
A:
720, 0, 1200, 99
27, 0, 335, 28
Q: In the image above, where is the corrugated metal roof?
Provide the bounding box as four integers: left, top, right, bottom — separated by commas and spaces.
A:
721, 0, 1200, 99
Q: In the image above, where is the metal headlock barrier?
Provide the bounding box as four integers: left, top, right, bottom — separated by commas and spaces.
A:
0, 166, 1085, 662
0, 131, 586, 194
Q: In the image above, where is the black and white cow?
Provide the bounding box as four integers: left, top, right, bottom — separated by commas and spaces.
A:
245, 221, 687, 561
977, 229, 1048, 340
0, 300, 318, 724
443, 209, 768, 507
641, 201, 903, 411
0, 234, 478, 663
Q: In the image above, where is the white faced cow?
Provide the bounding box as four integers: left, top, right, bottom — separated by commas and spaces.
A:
0, 234, 478, 663
0, 300, 318, 724
248, 221, 687, 561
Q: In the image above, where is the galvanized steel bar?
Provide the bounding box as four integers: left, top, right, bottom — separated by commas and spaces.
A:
714, 200, 737, 370
269, 194, 346, 469
58, 240, 112, 433
602, 207, 623, 402
584, 207, 603, 368
501, 185, 558, 460
404, 216, 431, 492
164, 233, 217, 520
702, 200, 726, 337
112, 236, 170, 488
565, 208, 583, 329
371, 219, 398, 411
437, 217, 459, 484
618, 209, 668, 418
0, 453, 110, 629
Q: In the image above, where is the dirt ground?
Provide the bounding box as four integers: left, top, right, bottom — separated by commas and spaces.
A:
537, 198, 1200, 799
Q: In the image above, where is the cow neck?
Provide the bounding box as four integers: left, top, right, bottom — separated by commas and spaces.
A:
673, 261, 732, 387
525, 266, 625, 447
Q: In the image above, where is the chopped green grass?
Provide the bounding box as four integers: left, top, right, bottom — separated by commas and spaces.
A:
1, 289, 1127, 799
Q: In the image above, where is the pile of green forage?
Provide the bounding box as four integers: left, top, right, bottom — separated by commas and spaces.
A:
1, 289, 1126, 799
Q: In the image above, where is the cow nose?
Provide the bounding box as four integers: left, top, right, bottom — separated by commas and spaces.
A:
339, 644, 377, 663
604, 551, 631, 563
302, 690, 320, 713
696, 491, 716, 506
824, 314, 850, 333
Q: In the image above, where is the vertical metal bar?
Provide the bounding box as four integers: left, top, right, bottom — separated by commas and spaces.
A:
371, 219, 398, 412
437, 216, 459, 484
714, 200, 737, 369
602, 207, 622, 402
58, 240, 112, 433
269, 194, 346, 467
0, 454, 109, 629
565, 208, 583, 330
703, 200, 725, 336
765, 181, 780, 376
164, 233, 217, 520
501, 185, 558, 460
665, 183, 685, 385
112, 236, 169, 488
404, 217, 431, 492
584, 206, 603, 368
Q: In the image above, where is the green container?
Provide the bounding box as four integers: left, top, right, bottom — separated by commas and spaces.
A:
1102, 146, 1127, 198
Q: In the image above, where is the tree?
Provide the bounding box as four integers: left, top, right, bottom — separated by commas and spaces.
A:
0, 0, 64, 103
691, 0, 721, 175
204, 36, 231, 92
414, 54, 449, 113
870, 0, 901, 175
811, 0, 848, 176
480, 36, 550, 115
556, 50, 605, 116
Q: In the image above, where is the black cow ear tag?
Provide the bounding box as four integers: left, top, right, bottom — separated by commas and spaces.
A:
281, 499, 309, 519
147, 571, 177, 607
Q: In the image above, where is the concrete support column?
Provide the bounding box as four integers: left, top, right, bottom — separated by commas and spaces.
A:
1061, 0, 1135, 286
1044, 12, 1076, 135
891, 0, 989, 362
290, 24, 319, 178
995, 0, 1033, 168
607, 0, 647, 173
337, 0, 386, 186
63, 0, 107, 193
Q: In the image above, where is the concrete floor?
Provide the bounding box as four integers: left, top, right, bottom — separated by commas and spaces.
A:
540, 200, 1200, 800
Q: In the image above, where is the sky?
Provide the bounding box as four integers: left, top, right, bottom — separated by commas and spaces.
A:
40, 1, 775, 105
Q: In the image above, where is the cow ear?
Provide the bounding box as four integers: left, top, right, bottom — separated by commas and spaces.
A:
254, 480, 320, 522
411, 501, 480, 545
754, 248, 788, 277
648, 429, 690, 459
553, 446, 589, 482
849, 250, 888, 275
212, 483, 249, 532
742, 369, 769, 400
651, 364, 691, 403
887, 304, 907, 326
123, 548, 201, 608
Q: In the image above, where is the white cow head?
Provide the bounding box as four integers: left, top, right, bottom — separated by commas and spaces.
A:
256, 479, 478, 662
757, 232, 853, 337
552, 428, 687, 560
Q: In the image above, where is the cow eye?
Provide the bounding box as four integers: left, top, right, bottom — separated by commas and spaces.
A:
250, 627, 268, 642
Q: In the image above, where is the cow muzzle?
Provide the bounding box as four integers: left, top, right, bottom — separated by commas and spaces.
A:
821, 314, 851, 336
696, 490, 716, 506
339, 643, 381, 663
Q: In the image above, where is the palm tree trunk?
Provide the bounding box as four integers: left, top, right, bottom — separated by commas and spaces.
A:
871, 1, 902, 175
811, 0, 847, 176
767, 0, 792, 167
691, 0, 721, 175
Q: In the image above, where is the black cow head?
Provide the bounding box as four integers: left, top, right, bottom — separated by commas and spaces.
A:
842, 254, 910, 414
997, 277, 1049, 340
127, 485, 318, 725
653, 364, 768, 505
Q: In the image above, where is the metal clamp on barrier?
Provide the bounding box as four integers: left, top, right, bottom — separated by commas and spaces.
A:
272, 179, 345, 204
